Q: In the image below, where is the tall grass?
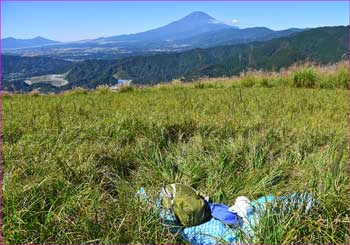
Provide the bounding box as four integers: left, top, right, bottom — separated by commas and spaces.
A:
2, 71, 350, 243
291, 68, 319, 88
186, 61, 349, 90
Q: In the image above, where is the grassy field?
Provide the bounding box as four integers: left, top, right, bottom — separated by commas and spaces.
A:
2, 70, 350, 243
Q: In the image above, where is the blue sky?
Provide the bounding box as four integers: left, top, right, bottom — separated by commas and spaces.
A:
2, 1, 348, 42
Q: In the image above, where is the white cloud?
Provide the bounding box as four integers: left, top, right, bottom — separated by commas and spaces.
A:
209, 18, 241, 26
220, 19, 241, 26
231, 19, 240, 25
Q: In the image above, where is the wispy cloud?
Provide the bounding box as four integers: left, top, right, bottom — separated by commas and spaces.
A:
210, 18, 255, 28
210, 18, 241, 26
230, 19, 240, 25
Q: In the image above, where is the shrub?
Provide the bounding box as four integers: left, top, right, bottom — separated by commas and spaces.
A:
335, 67, 350, 88
291, 68, 319, 88
193, 82, 205, 89
319, 75, 336, 89
240, 75, 257, 87
96, 85, 111, 94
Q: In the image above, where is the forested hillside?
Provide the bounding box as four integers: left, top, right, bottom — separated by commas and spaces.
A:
66, 26, 348, 86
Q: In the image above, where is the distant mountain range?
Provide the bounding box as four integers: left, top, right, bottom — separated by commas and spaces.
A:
1, 36, 59, 49
179, 27, 305, 48
1, 11, 232, 51
2, 11, 304, 60
2, 25, 347, 93
101, 11, 233, 42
